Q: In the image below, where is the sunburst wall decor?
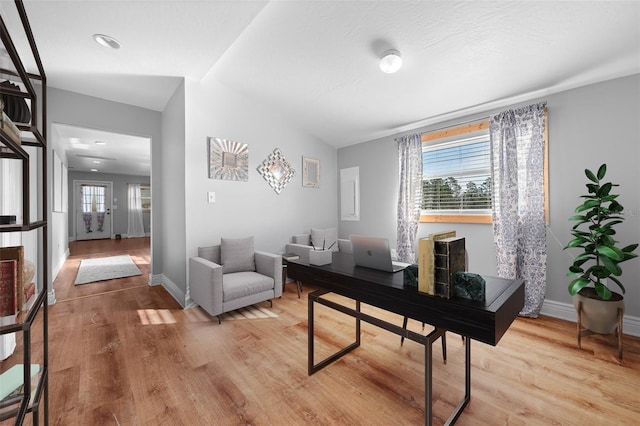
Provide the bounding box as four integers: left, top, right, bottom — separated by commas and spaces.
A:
257, 148, 295, 194
208, 137, 249, 181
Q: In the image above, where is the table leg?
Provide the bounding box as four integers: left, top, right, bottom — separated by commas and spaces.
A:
308, 289, 361, 375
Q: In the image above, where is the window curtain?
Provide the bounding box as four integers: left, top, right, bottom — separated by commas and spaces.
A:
127, 183, 145, 238
396, 133, 423, 263
490, 102, 547, 317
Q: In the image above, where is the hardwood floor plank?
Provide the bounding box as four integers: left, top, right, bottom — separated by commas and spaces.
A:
4, 237, 638, 425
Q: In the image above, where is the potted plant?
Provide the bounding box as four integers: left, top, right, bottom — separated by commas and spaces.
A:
565, 164, 638, 340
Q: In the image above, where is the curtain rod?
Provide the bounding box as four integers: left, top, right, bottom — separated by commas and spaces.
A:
419, 116, 490, 136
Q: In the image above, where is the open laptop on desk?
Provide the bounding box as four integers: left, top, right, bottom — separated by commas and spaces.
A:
350, 235, 410, 273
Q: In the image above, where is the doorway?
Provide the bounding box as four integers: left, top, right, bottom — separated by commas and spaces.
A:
74, 180, 113, 241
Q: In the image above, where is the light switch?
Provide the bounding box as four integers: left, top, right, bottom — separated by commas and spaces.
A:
207, 192, 215, 203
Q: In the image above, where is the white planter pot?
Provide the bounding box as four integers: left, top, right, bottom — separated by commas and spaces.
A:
573, 288, 624, 335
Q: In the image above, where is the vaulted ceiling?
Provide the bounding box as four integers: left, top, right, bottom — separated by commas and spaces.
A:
4, 1, 640, 173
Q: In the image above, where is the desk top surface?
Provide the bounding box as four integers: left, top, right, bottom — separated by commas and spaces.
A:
287, 252, 524, 345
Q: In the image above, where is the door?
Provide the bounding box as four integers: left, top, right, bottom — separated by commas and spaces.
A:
75, 181, 112, 241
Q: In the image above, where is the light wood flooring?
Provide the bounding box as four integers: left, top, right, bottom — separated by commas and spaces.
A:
9, 238, 640, 425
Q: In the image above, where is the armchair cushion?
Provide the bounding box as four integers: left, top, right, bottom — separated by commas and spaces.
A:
223, 271, 275, 302
221, 236, 256, 273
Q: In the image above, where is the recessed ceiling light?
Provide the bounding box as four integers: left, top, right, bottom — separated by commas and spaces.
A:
93, 160, 101, 164
90, 168, 98, 172
94, 140, 106, 145
93, 34, 121, 50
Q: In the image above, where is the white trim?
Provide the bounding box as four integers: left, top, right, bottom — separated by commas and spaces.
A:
541, 299, 640, 337
151, 274, 189, 308
47, 289, 57, 305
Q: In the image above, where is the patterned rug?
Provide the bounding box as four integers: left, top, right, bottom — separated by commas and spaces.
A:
75, 254, 142, 285
220, 304, 279, 320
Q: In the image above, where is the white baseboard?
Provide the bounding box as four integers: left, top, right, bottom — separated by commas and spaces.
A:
52, 248, 70, 282
150, 274, 188, 308
541, 299, 640, 337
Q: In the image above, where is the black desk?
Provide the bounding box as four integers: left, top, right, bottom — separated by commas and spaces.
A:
287, 252, 524, 426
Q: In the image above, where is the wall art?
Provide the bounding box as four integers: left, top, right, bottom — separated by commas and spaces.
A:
257, 148, 295, 194
208, 137, 249, 181
302, 157, 320, 188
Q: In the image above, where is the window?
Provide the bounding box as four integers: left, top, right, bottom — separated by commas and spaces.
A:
420, 120, 492, 223
80, 184, 106, 213
140, 185, 151, 212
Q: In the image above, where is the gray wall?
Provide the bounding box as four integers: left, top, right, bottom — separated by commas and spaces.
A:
47, 87, 163, 280
338, 74, 640, 318
160, 80, 187, 297
66, 171, 151, 238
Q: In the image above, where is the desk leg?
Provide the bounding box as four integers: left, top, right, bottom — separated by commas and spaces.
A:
308, 291, 361, 375
425, 332, 470, 426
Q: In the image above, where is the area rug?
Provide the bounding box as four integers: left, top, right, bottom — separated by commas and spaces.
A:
220, 304, 279, 320
74, 254, 142, 285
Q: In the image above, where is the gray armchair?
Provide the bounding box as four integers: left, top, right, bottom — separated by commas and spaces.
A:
189, 237, 282, 323
285, 227, 351, 263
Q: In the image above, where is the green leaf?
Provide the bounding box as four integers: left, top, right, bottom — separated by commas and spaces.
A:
585, 168, 598, 183
597, 245, 623, 261
610, 201, 624, 213
586, 183, 598, 194
594, 282, 612, 300
575, 199, 600, 212
565, 237, 589, 248
568, 215, 587, 222
574, 253, 596, 263
596, 164, 607, 180
622, 243, 639, 253
597, 182, 612, 197
598, 254, 622, 275
568, 278, 590, 295
608, 276, 626, 294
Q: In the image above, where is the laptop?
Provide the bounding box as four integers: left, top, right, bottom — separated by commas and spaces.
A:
350, 235, 410, 273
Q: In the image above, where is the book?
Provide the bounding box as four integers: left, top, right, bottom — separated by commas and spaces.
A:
282, 253, 300, 261
22, 282, 36, 311
0, 259, 17, 316
0, 246, 24, 312
0, 364, 41, 402
434, 237, 466, 298
418, 230, 457, 295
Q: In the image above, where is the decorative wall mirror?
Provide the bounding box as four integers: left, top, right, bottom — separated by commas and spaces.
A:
208, 137, 249, 181
257, 148, 295, 194
302, 157, 320, 188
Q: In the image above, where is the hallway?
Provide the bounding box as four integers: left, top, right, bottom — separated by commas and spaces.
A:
53, 237, 151, 301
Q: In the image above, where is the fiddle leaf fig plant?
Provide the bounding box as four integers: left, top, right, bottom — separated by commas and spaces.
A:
565, 164, 638, 300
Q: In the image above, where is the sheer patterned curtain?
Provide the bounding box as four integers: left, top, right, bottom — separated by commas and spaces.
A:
396, 133, 423, 263
490, 102, 547, 317
127, 183, 145, 238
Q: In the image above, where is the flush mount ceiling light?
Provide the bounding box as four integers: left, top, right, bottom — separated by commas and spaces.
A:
379, 49, 402, 73
94, 140, 107, 145
93, 34, 121, 49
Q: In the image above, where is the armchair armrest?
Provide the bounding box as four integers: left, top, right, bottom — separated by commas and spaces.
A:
285, 243, 312, 263
189, 256, 223, 317
337, 238, 352, 253
255, 251, 283, 298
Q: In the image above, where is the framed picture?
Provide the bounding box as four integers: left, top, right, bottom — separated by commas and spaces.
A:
208, 137, 249, 181
302, 157, 320, 188
257, 148, 295, 194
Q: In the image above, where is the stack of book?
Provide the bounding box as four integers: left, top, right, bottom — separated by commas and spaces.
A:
0, 246, 25, 316
282, 253, 300, 262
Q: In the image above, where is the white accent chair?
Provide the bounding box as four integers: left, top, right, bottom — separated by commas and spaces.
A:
285, 227, 352, 264
189, 237, 282, 323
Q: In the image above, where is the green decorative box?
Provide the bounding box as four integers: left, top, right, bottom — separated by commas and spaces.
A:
453, 271, 486, 301
403, 264, 419, 287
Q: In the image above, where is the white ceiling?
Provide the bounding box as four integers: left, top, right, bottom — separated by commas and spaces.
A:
5, 1, 640, 174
